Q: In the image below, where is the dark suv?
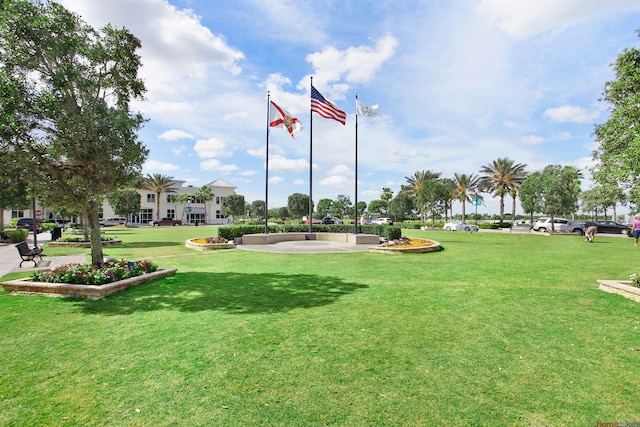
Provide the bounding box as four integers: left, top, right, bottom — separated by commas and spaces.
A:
16, 217, 43, 233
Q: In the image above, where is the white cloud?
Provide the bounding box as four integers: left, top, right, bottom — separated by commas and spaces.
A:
327, 164, 354, 176
158, 129, 195, 141
320, 175, 351, 187
144, 160, 180, 172
199, 159, 238, 174
478, 0, 640, 39
269, 155, 309, 173
520, 135, 546, 145
543, 106, 600, 123
269, 176, 284, 184
241, 170, 258, 176
247, 147, 265, 157
303, 35, 398, 93
171, 145, 188, 156
294, 179, 305, 185
193, 138, 232, 158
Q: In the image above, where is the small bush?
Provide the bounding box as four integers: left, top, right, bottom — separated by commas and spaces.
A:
1, 228, 28, 243
383, 226, 402, 240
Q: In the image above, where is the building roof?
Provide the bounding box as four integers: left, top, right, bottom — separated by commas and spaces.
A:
206, 179, 237, 189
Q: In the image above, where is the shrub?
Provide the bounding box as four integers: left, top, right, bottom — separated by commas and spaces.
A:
219, 224, 396, 239
1, 228, 28, 243
383, 226, 402, 240
478, 223, 501, 230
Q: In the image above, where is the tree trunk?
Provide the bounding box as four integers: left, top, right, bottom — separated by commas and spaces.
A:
87, 200, 104, 267
499, 196, 505, 223
156, 192, 161, 220
461, 200, 466, 223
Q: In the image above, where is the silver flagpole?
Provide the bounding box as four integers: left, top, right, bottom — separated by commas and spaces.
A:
309, 76, 314, 233
265, 91, 270, 234
355, 93, 359, 235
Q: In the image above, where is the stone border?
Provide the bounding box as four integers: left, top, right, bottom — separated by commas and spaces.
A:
0, 268, 177, 300
241, 232, 380, 245
46, 240, 123, 248
597, 280, 640, 302
185, 238, 235, 251
368, 239, 441, 254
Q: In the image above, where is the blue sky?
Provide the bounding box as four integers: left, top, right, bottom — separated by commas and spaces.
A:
59, 0, 640, 215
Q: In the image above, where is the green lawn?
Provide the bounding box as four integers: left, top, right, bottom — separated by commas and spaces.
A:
1, 226, 639, 426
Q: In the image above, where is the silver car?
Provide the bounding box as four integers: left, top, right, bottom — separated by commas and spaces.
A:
533, 217, 584, 234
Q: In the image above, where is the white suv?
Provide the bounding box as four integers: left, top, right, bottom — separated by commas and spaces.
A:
372, 217, 393, 225
533, 217, 584, 234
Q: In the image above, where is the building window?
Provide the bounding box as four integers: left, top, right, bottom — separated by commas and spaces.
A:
187, 213, 205, 225
147, 194, 156, 203
193, 196, 204, 204
166, 209, 175, 219
216, 196, 223, 204
11, 210, 25, 219
138, 209, 153, 223
216, 210, 223, 219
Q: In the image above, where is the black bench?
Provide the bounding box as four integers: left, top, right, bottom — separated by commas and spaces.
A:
15, 241, 43, 267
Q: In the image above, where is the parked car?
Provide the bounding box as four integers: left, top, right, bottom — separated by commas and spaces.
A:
591, 220, 631, 235
304, 218, 322, 224
100, 217, 127, 227
533, 217, 584, 234
321, 217, 343, 225
443, 221, 478, 232
150, 218, 183, 226
15, 217, 43, 233
372, 217, 393, 225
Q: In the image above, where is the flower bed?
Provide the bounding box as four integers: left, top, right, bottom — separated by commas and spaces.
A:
32, 259, 158, 285
186, 236, 234, 251
369, 237, 441, 254
1, 259, 176, 300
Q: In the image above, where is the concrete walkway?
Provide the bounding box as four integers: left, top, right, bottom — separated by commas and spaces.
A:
0, 231, 86, 278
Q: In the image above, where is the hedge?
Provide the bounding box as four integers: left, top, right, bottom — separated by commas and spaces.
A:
218, 224, 398, 240
0, 228, 28, 243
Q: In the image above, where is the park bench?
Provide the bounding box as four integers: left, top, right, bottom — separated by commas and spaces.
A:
15, 241, 43, 267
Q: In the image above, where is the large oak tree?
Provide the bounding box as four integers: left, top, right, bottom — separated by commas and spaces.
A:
0, 0, 148, 266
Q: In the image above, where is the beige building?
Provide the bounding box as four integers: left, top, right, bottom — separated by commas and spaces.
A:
2, 178, 237, 226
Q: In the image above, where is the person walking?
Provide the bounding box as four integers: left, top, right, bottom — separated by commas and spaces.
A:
584, 222, 597, 243
633, 215, 640, 247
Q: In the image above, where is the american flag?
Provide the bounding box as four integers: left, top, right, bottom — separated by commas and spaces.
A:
311, 85, 346, 125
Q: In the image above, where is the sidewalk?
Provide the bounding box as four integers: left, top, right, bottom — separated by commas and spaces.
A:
0, 231, 86, 279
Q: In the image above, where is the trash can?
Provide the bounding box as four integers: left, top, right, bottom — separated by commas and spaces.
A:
51, 227, 62, 241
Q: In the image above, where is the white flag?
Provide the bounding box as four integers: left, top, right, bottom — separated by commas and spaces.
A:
356, 99, 379, 117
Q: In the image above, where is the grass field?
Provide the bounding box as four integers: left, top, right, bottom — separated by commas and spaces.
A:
1, 226, 639, 426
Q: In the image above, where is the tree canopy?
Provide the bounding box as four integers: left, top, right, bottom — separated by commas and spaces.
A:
0, 0, 148, 265
593, 30, 640, 209
287, 193, 310, 221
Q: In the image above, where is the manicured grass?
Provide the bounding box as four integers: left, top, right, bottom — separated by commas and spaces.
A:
1, 227, 639, 425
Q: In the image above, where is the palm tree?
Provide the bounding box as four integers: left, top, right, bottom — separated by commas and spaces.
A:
452, 173, 480, 222
403, 170, 441, 197
178, 193, 191, 221
143, 173, 177, 220
195, 185, 215, 224
478, 158, 527, 223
